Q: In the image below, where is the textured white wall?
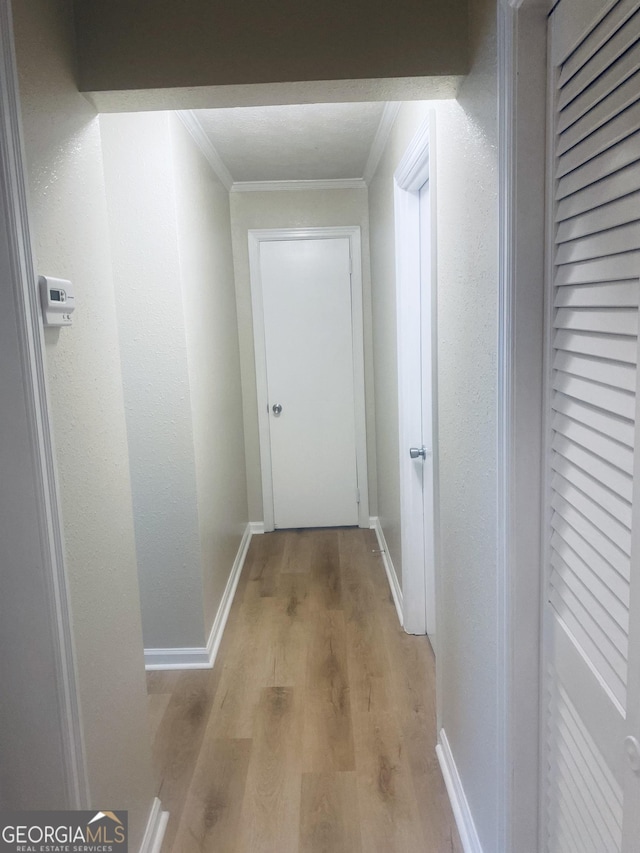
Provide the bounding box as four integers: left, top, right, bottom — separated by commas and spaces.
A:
101, 111, 248, 649
368, 1, 500, 846
13, 1, 155, 846
368, 101, 432, 586
434, 2, 499, 847
229, 189, 377, 523
170, 116, 249, 631
0, 130, 68, 809
101, 112, 206, 650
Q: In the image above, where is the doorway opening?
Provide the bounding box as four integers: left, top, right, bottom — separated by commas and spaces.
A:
248, 226, 370, 531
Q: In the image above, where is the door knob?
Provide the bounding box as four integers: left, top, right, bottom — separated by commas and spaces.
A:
625, 736, 640, 773
272, 403, 283, 415
409, 446, 428, 460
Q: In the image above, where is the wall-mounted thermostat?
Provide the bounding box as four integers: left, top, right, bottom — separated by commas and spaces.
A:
39, 275, 75, 326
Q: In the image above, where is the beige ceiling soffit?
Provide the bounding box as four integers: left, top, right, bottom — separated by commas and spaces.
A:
231, 179, 368, 193
363, 102, 402, 185
88, 77, 464, 114
175, 110, 234, 190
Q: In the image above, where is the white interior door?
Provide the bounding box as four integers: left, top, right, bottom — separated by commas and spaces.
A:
543, 2, 640, 850
394, 118, 437, 638
259, 236, 360, 529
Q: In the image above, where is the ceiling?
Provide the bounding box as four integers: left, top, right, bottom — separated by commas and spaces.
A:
191, 102, 389, 184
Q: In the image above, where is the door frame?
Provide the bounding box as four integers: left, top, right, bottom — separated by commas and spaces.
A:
248, 226, 370, 531
498, 0, 550, 850
0, 2, 88, 807
393, 114, 438, 638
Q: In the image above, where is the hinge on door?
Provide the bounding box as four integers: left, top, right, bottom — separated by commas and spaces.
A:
349, 257, 353, 275
356, 488, 361, 504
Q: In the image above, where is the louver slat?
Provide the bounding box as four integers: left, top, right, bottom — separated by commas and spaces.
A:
559, 7, 640, 108
553, 350, 636, 393
557, 71, 640, 155
558, 43, 640, 126
554, 307, 637, 335
557, 196, 640, 243
552, 391, 635, 446
558, 0, 640, 89
556, 134, 639, 199
553, 279, 640, 308
552, 413, 633, 479
553, 329, 637, 365
551, 454, 633, 529
557, 100, 640, 179
555, 221, 640, 264
557, 145, 640, 207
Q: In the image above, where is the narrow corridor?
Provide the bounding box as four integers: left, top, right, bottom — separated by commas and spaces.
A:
147, 528, 462, 852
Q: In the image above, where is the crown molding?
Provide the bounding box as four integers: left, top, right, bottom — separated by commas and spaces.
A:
394, 114, 431, 190
231, 178, 367, 193
175, 110, 234, 191
363, 102, 402, 184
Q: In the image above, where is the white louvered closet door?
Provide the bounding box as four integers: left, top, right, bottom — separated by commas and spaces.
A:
545, 1, 640, 851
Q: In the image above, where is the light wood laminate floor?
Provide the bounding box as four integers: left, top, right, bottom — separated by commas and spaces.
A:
147, 527, 462, 852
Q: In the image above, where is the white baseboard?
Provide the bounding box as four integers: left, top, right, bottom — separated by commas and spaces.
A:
249, 521, 265, 535
370, 516, 403, 628
204, 523, 252, 668
144, 523, 252, 670
436, 728, 484, 853
138, 797, 169, 853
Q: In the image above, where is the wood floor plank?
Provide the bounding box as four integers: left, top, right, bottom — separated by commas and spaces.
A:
299, 771, 362, 853
152, 527, 462, 853
171, 738, 252, 853
281, 528, 314, 574
353, 708, 427, 853
249, 552, 280, 598
379, 623, 463, 851
206, 596, 279, 739
146, 670, 181, 695
153, 670, 218, 852
303, 610, 355, 772
339, 529, 391, 714
310, 529, 342, 610
276, 570, 312, 617
268, 597, 310, 688
147, 693, 172, 744
245, 531, 286, 598
236, 686, 303, 853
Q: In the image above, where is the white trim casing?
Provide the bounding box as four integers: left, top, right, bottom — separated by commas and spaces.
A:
363, 102, 402, 184
144, 523, 252, 670
370, 516, 403, 627
138, 798, 169, 853
249, 521, 265, 535
437, 728, 484, 853
232, 178, 367, 193
175, 110, 234, 190
0, 0, 89, 807
394, 117, 431, 189
248, 226, 370, 531
497, 0, 548, 851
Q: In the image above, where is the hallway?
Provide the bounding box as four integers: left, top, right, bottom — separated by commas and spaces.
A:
147, 528, 462, 852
